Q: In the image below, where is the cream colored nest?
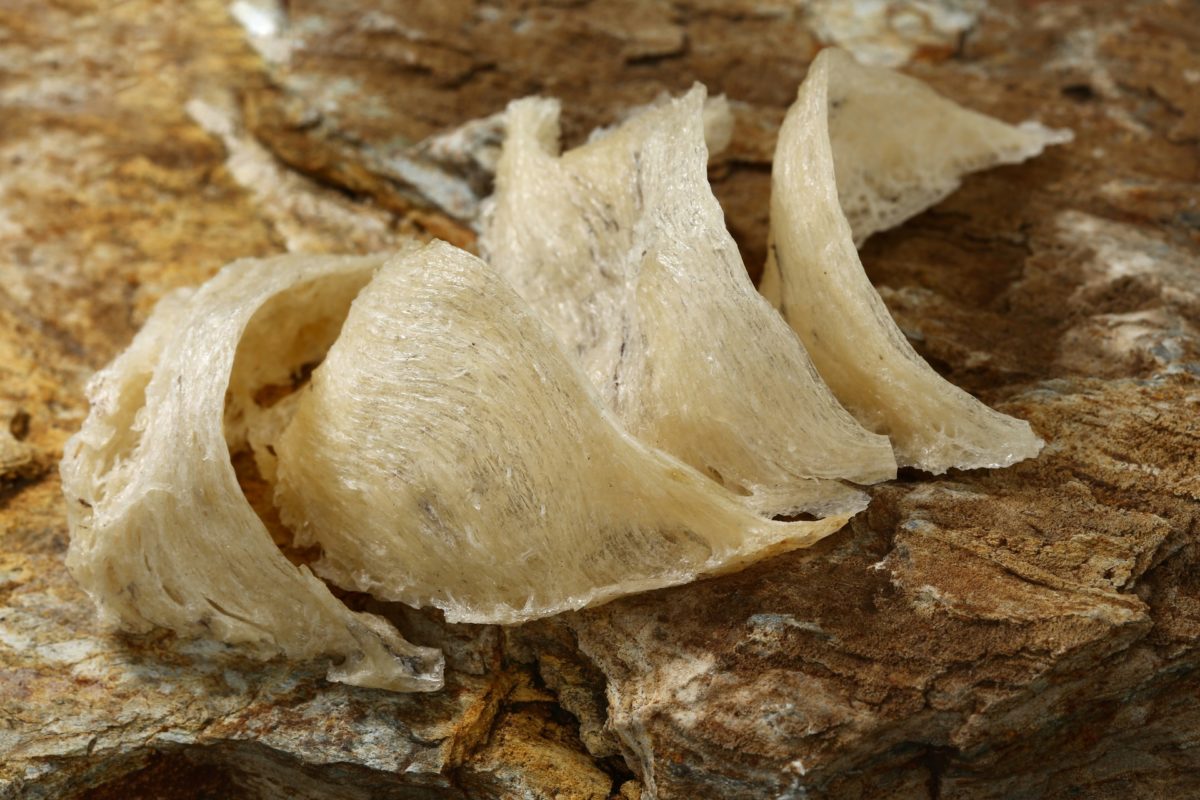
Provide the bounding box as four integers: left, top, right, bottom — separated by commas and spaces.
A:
61, 49, 1070, 692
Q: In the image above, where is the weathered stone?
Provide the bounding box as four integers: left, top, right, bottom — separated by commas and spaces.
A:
568, 374, 1198, 798
1, 0, 1198, 798
457, 707, 613, 800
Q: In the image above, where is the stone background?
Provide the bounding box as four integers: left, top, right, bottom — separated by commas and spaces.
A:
1, 1, 1198, 798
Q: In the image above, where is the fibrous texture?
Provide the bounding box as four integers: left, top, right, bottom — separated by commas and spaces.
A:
482, 86, 895, 518
762, 48, 1047, 472
759, 48, 1070, 306
61, 240, 851, 692
60, 251, 446, 692
586, 91, 735, 158
61, 47, 1061, 693
275, 242, 850, 625
814, 47, 1072, 249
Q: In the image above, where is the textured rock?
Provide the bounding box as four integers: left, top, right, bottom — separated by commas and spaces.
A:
1, 0, 1198, 798
568, 374, 1198, 799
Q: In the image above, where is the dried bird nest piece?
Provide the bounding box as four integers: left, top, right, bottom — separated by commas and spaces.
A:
274, 242, 849, 625
482, 86, 895, 519
61, 251, 445, 691
62, 48, 1062, 692
61, 244, 847, 692
761, 48, 1063, 472
768, 47, 1072, 252
586, 90, 735, 157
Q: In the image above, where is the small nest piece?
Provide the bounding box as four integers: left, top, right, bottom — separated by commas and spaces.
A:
61, 49, 1069, 692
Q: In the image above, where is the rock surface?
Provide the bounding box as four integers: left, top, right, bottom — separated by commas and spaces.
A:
1, 0, 1198, 798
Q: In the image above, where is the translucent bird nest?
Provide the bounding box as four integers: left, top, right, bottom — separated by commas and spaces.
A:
61, 48, 1070, 692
